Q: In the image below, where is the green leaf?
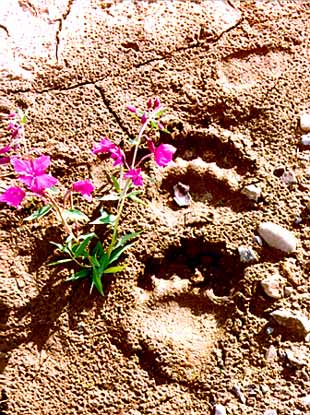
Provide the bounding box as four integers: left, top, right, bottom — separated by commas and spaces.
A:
93, 241, 105, 259
48, 258, 74, 266
67, 268, 90, 281
74, 233, 97, 257
103, 264, 127, 274
150, 120, 158, 129
111, 175, 121, 193
154, 108, 167, 119
92, 267, 104, 295
127, 194, 147, 206
63, 209, 89, 222
24, 205, 51, 221
109, 242, 135, 264
117, 231, 142, 248
90, 210, 116, 225
89, 255, 100, 268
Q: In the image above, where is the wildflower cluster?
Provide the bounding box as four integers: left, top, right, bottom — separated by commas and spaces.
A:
0, 98, 176, 295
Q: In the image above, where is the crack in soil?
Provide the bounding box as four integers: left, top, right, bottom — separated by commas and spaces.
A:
94, 84, 135, 140
55, 0, 75, 62
0, 24, 9, 37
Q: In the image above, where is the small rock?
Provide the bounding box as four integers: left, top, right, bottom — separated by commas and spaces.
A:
260, 384, 270, 394
173, 182, 192, 207
261, 274, 285, 299
258, 222, 297, 253
265, 345, 277, 362
238, 246, 258, 263
301, 133, 310, 145
266, 326, 274, 335
232, 384, 246, 404
300, 113, 310, 132
253, 235, 263, 246
214, 404, 227, 415
264, 410, 277, 415
284, 286, 294, 297
241, 184, 261, 201
270, 309, 310, 338
285, 348, 307, 366
300, 395, 310, 406
280, 170, 297, 185
190, 268, 204, 283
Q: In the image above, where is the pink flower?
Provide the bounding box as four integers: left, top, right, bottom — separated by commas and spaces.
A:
148, 142, 176, 167
92, 137, 116, 155
0, 186, 25, 209
72, 180, 94, 202
7, 122, 21, 139
92, 138, 124, 166
11, 155, 58, 194
124, 168, 143, 187
110, 146, 123, 166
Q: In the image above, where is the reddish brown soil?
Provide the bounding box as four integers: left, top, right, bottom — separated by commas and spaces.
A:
1, 1, 310, 414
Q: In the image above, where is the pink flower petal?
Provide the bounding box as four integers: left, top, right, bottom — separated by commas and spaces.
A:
154, 143, 176, 167
32, 155, 51, 175
110, 147, 124, 166
0, 186, 25, 209
72, 180, 94, 202
92, 137, 116, 154
124, 168, 143, 187
11, 157, 32, 175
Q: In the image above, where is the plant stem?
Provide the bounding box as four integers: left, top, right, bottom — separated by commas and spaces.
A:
108, 120, 149, 257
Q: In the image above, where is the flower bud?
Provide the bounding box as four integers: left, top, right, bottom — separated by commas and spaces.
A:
127, 105, 137, 114
154, 97, 161, 109
141, 112, 148, 125
147, 98, 153, 109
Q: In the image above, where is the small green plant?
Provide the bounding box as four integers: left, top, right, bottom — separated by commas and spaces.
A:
0, 98, 176, 294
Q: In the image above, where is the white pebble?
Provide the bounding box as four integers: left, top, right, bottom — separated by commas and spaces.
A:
214, 404, 227, 415
300, 113, 310, 132
301, 133, 310, 145
241, 184, 261, 201
258, 222, 297, 253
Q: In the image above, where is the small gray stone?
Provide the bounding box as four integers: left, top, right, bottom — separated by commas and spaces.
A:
301, 133, 310, 145
264, 410, 277, 415
280, 170, 297, 185
214, 404, 227, 415
258, 222, 297, 253
238, 246, 258, 263
232, 384, 246, 404
261, 274, 285, 299
300, 395, 310, 406
270, 309, 310, 338
241, 184, 262, 201
300, 113, 310, 132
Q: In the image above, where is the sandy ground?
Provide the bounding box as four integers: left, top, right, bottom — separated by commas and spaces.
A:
1, 1, 310, 414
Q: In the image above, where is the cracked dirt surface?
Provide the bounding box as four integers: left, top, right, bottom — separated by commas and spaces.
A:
1, 1, 310, 414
